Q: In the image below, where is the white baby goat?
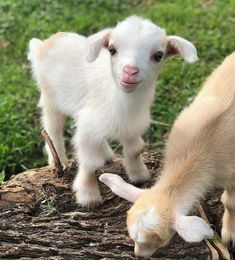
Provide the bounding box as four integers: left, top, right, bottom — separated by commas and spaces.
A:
28, 16, 198, 207
100, 53, 235, 257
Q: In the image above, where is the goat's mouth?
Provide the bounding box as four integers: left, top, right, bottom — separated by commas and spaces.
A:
120, 80, 141, 91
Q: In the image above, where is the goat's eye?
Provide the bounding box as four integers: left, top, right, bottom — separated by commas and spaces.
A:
152, 51, 164, 62
108, 45, 117, 55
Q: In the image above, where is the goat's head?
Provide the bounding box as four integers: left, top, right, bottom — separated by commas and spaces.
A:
86, 16, 198, 93
99, 173, 213, 257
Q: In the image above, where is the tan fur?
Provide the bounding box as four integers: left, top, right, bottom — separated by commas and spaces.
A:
162, 53, 235, 201
221, 189, 235, 244
151, 53, 235, 213
37, 32, 66, 61
128, 52, 235, 252
37, 78, 53, 98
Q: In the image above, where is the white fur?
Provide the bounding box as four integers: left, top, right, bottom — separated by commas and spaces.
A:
129, 207, 161, 243
166, 36, 198, 63
28, 16, 198, 207
27, 38, 43, 60
99, 173, 145, 202
174, 215, 213, 243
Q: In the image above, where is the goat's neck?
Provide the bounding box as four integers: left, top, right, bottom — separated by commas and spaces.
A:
153, 155, 214, 215
111, 82, 156, 111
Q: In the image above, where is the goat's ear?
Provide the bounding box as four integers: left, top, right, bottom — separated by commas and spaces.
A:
99, 173, 145, 202
86, 28, 112, 62
173, 215, 213, 243
166, 36, 198, 63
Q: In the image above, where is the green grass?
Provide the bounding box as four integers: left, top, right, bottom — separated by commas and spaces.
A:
0, 0, 235, 180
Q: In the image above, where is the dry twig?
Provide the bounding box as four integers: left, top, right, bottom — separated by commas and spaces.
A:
197, 203, 231, 260
41, 129, 63, 177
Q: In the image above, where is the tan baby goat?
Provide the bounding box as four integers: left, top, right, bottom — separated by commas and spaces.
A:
100, 53, 235, 257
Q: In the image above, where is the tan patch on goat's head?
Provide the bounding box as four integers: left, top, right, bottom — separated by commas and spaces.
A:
38, 32, 66, 61
127, 189, 175, 257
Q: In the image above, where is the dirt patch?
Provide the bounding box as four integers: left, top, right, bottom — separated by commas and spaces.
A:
0, 152, 228, 259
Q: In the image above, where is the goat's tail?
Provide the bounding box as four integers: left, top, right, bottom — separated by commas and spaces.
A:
28, 38, 43, 61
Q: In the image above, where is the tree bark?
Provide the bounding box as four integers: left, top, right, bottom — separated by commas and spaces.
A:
0, 152, 225, 259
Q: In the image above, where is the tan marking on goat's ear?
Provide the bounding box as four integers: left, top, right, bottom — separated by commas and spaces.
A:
103, 39, 109, 48
38, 32, 66, 61
165, 36, 198, 63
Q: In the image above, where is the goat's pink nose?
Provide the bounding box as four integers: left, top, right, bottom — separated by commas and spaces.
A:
123, 65, 139, 76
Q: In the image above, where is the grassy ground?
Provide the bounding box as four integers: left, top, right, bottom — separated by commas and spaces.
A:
0, 0, 235, 180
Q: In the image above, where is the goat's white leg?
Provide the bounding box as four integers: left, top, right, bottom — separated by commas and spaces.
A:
122, 136, 150, 183
221, 189, 235, 246
103, 141, 115, 163
41, 105, 68, 167
73, 132, 111, 207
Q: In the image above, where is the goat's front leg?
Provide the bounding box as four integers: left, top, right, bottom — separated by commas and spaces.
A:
221, 189, 235, 246
122, 136, 150, 183
72, 131, 112, 207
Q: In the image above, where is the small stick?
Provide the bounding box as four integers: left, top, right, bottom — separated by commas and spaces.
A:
205, 240, 219, 260
41, 129, 63, 177
197, 203, 231, 260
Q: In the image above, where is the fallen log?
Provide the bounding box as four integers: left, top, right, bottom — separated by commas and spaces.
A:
0, 152, 228, 259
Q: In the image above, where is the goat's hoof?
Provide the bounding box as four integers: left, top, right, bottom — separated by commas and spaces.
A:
128, 165, 151, 184
105, 153, 115, 165
75, 190, 103, 208
130, 173, 151, 184
105, 158, 114, 165
80, 199, 103, 209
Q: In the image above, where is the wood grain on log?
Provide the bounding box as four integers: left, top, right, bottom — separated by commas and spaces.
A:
0, 152, 221, 259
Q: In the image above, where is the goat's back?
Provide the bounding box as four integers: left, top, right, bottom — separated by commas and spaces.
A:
165, 52, 235, 186
28, 32, 111, 116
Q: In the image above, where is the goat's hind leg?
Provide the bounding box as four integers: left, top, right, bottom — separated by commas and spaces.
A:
103, 141, 115, 163
221, 189, 235, 246
41, 104, 68, 167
